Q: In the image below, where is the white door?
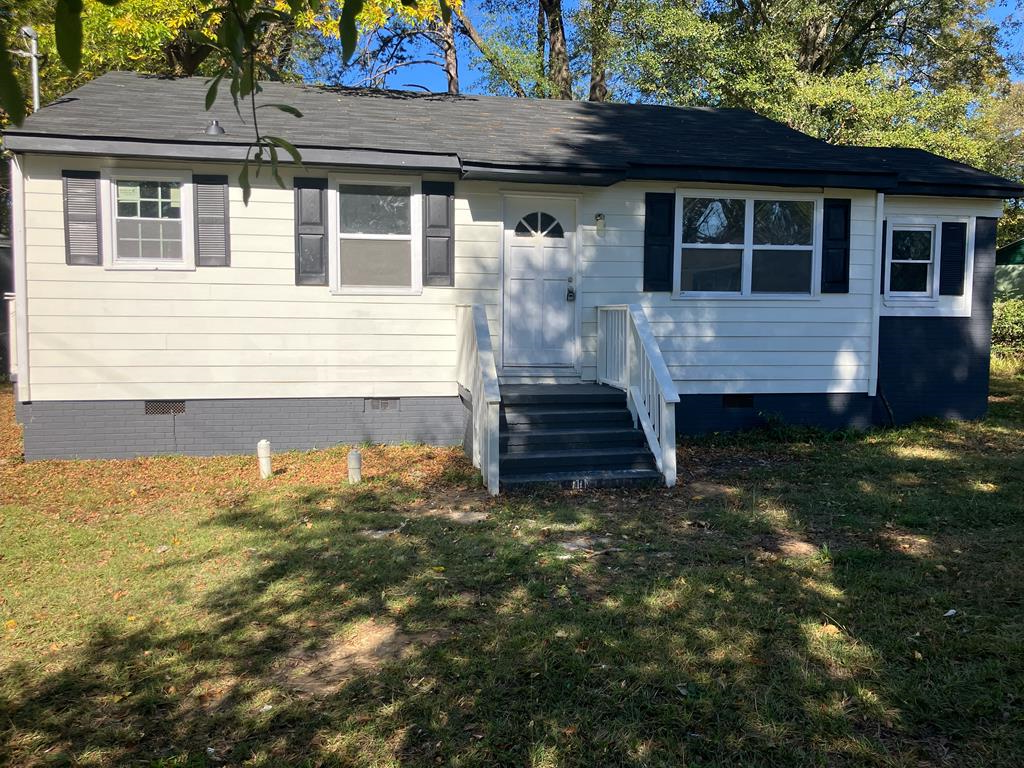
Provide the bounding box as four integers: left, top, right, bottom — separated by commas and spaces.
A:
503, 198, 576, 368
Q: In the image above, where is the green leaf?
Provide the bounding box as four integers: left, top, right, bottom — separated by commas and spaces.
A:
266, 135, 304, 166
339, 0, 366, 61
0, 43, 26, 126
55, 0, 85, 73
256, 103, 304, 118
205, 74, 224, 111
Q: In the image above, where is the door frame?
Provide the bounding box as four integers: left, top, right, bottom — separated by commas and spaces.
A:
499, 191, 582, 375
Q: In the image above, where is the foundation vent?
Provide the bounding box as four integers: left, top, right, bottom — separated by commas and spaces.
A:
365, 398, 400, 412
145, 400, 186, 415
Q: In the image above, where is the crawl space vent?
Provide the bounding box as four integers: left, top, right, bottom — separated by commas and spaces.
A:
145, 400, 186, 415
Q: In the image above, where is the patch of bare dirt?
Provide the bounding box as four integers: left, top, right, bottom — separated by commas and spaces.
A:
681, 480, 741, 501
879, 530, 933, 556
407, 488, 492, 523
274, 619, 443, 696
753, 532, 820, 558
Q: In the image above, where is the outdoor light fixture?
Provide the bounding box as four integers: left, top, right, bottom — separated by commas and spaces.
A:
205, 119, 226, 135
594, 212, 606, 235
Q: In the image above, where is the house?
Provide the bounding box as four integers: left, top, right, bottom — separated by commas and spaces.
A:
4, 72, 1022, 492
996, 237, 1024, 299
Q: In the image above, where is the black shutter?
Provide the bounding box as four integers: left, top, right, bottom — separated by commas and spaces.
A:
820, 198, 851, 293
939, 221, 968, 296
194, 174, 230, 267
294, 177, 328, 286
880, 220, 887, 294
644, 192, 674, 292
62, 171, 101, 265
422, 181, 455, 287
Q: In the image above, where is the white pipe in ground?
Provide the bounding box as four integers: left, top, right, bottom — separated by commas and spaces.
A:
257, 439, 272, 480
348, 448, 362, 484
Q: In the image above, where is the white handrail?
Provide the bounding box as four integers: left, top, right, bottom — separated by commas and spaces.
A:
596, 304, 679, 487
456, 305, 501, 495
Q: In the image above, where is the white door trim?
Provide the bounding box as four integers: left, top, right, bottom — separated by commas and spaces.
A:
499, 193, 581, 375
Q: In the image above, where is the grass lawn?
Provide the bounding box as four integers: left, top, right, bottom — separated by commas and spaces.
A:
2, 371, 1023, 768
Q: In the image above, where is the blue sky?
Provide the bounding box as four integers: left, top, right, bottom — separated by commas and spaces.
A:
326, 1, 1023, 94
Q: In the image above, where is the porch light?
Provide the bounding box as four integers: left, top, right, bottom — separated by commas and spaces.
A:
205, 119, 226, 135
595, 212, 606, 236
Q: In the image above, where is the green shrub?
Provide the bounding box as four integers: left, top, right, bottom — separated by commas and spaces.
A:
992, 299, 1024, 352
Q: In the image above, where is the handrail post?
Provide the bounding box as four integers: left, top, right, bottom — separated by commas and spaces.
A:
660, 395, 676, 487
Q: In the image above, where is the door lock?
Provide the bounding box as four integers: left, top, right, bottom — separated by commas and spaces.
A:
566, 277, 576, 302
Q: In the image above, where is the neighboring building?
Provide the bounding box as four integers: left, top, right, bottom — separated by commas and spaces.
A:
996, 238, 1024, 299
3, 73, 1022, 490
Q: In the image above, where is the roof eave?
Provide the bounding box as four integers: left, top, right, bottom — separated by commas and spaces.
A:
1, 133, 463, 173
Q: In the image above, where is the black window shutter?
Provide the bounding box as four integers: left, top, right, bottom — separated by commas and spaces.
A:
422, 181, 455, 287
62, 171, 101, 265
644, 192, 674, 292
939, 221, 968, 296
194, 174, 230, 267
820, 198, 851, 293
294, 177, 328, 286
879, 220, 887, 294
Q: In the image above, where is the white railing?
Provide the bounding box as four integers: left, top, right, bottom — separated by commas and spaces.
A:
597, 304, 680, 487
456, 304, 501, 495
3, 293, 15, 379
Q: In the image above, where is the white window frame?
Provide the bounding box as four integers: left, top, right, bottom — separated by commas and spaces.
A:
327, 173, 422, 296
673, 189, 823, 300
884, 217, 942, 303
99, 168, 195, 271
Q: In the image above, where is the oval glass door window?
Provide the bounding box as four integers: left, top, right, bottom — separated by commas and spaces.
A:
514, 211, 565, 238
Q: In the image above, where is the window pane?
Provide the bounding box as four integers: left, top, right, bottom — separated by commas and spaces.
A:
340, 239, 412, 287
117, 201, 138, 217
754, 200, 813, 245
752, 249, 813, 293
890, 262, 929, 293
338, 184, 410, 235
682, 198, 745, 244
679, 247, 742, 292
117, 181, 141, 204
140, 200, 160, 218
892, 229, 932, 261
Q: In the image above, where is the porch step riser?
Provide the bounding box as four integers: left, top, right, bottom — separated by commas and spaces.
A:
501, 392, 626, 407
502, 453, 657, 474
502, 412, 633, 428
501, 469, 663, 490
501, 432, 645, 452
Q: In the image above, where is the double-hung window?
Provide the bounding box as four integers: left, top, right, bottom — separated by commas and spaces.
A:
100, 170, 195, 270
886, 224, 935, 297
329, 175, 422, 294
676, 193, 819, 296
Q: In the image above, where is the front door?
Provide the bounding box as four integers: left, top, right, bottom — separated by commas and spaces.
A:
502, 197, 576, 368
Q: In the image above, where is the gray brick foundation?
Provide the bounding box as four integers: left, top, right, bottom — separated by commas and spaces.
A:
18, 396, 468, 460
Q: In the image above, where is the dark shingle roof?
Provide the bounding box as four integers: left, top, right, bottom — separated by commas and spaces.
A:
4, 72, 1021, 197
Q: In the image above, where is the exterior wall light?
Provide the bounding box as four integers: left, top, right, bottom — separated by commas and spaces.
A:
595, 212, 606, 236
205, 119, 226, 135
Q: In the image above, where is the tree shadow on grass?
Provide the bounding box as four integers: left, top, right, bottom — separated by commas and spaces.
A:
2, 434, 1022, 766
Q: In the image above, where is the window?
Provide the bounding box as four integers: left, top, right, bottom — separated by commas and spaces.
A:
100, 170, 195, 270
330, 176, 421, 294
115, 181, 183, 261
515, 211, 564, 239
887, 225, 934, 296
677, 194, 818, 296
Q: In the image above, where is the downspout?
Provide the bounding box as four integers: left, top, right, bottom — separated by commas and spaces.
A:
868, 192, 884, 398
10, 154, 30, 402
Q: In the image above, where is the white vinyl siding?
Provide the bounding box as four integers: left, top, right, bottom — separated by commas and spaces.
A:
21, 154, 899, 401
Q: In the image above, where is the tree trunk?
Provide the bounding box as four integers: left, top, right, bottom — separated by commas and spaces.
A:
587, 0, 617, 101
439, 16, 459, 94
539, 0, 571, 98
535, 2, 548, 97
